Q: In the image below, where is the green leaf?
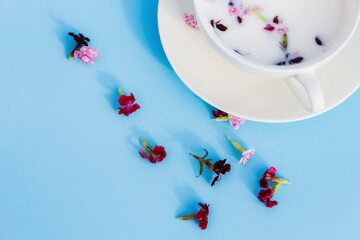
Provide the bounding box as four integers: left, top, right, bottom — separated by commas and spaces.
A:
282, 34, 288, 50
213, 116, 230, 121
226, 135, 245, 153
198, 163, 204, 177
202, 149, 208, 158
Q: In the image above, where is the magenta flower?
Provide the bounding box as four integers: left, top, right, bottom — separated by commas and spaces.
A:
74, 46, 99, 64
228, 114, 245, 130
240, 149, 255, 165
258, 167, 291, 208
139, 138, 167, 164
228, 6, 239, 16
184, 13, 198, 29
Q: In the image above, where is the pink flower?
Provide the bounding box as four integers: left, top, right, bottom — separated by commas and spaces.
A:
226, 135, 254, 165
277, 26, 289, 34
242, 9, 252, 17
74, 46, 99, 64
239, 149, 255, 164
184, 13, 198, 29
229, 6, 239, 16
228, 114, 245, 129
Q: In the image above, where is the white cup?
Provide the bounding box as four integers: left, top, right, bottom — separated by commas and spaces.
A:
193, 0, 360, 112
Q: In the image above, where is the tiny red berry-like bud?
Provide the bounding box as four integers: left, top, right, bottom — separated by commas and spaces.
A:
289, 57, 303, 65
216, 23, 228, 31
315, 36, 323, 46
273, 16, 279, 24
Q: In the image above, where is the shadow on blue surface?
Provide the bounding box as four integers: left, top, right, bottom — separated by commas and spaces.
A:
50, 15, 79, 58
120, 0, 171, 69
96, 72, 122, 111
173, 184, 202, 221
166, 128, 221, 185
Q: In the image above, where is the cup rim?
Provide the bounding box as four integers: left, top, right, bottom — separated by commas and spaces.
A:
194, 0, 360, 73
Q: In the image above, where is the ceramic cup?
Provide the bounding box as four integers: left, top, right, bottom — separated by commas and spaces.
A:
193, 0, 360, 112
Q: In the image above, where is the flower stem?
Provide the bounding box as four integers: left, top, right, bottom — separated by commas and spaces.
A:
140, 138, 153, 155
118, 88, 124, 96
225, 135, 245, 153
68, 43, 81, 61
213, 116, 230, 121
271, 176, 291, 184
189, 153, 199, 160
271, 182, 282, 197
177, 214, 197, 220
252, 9, 267, 22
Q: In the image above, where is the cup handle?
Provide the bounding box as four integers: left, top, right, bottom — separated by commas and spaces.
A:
287, 71, 325, 113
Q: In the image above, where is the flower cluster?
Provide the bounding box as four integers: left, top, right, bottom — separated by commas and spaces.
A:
190, 149, 231, 187
139, 138, 167, 164
258, 167, 291, 208
226, 135, 255, 165
177, 203, 210, 230
63, 26, 294, 233
212, 109, 245, 129
228, 1, 254, 23
263, 16, 289, 34
68, 32, 99, 64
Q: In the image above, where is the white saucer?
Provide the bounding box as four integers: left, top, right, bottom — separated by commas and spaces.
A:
158, 0, 360, 123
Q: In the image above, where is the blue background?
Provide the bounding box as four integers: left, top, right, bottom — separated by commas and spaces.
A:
0, 0, 359, 239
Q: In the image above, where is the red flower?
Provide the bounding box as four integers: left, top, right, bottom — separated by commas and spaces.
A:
264, 24, 275, 31
257, 188, 278, 208
212, 109, 227, 118
257, 189, 272, 203
213, 159, 231, 175
266, 200, 278, 208
273, 16, 279, 24
117, 93, 140, 116
211, 159, 231, 186
139, 139, 166, 163
259, 167, 277, 188
177, 203, 210, 230
258, 167, 290, 208
190, 150, 231, 187
259, 178, 269, 188
196, 203, 210, 230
